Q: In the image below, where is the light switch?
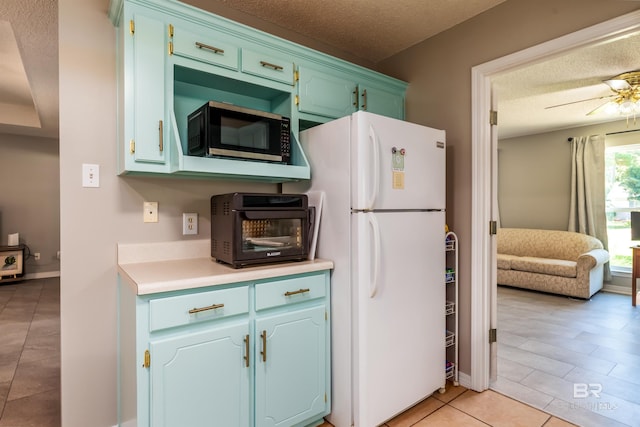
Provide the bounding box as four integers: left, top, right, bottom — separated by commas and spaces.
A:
82, 163, 100, 188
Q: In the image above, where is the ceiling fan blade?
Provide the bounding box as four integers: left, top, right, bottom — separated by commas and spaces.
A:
544, 94, 615, 109
587, 100, 617, 116
604, 79, 631, 91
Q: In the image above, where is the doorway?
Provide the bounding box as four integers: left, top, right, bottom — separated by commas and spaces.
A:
470, 9, 640, 390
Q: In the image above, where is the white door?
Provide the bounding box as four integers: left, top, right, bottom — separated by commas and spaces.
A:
352, 210, 445, 427
350, 111, 446, 211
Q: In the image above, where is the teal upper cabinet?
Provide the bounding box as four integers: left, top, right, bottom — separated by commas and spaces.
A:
108, 0, 406, 181
241, 48, 295, 86
297, 65, 405, 121
171, 25, 239, 72
116, 5, 168, 173
297, 65, 357, 119
357, 83, 405, 120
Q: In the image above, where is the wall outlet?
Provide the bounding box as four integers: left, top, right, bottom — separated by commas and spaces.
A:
34, 252, 40, 261
183, 213, 198, 235
143, 202, 158, 223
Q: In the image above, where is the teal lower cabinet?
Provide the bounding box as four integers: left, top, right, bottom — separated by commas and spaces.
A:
150, 322, 251, 427
255, 306, 327, 427
118, 269, 331, 427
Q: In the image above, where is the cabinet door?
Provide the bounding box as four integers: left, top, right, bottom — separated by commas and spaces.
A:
150, 322, 250, 427
359, 84, 405, 119
297, 66, 356, 119
130, 12, 166, 164
255, 305, 327, 427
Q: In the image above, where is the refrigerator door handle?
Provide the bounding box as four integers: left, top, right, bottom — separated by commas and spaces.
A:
367, 212, 381, 298
367, 124, 380, 209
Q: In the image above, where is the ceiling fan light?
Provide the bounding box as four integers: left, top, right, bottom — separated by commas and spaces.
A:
619, 99, 635, 115
604, 102, 619, 115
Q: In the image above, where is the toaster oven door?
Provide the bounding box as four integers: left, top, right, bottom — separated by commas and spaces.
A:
236, 210, 308, 265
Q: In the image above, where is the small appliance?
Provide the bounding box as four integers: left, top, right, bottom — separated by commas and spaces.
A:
187, 101, 291, 163
210, 193, 309, 268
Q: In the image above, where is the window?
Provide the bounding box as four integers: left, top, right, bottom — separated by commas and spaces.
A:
605, 143, 640, 271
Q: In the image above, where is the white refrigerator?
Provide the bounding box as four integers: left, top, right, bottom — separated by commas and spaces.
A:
286, 111, 446, 427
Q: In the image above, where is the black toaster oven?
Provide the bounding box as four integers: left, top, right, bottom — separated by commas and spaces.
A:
210, 193, 310, 268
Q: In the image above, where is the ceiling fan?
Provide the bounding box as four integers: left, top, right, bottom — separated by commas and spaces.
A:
545, 70, 640, 117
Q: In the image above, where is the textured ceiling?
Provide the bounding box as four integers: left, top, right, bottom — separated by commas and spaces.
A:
0, 0, 57, 139
189, 0, 509, 63
493, 32, 640, 138
0, 0, 639, 141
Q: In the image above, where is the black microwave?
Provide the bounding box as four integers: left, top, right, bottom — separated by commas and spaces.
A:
187, 101, 291, 163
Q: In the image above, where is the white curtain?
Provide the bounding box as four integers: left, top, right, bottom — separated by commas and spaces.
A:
568, 134, 610, 281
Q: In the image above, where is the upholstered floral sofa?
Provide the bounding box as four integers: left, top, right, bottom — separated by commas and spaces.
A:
497, 228, 609, 299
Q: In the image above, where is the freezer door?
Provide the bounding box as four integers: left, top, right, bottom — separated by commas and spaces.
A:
352, 210, 445, 427
351, 111, 445, 211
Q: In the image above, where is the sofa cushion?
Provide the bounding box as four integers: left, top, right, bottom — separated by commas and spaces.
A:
510, 256, 577, 278
497, 228, 603, 261
497, 254, 518, 270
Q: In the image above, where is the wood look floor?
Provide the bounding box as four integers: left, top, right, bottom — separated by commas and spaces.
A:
492, 286, 640, 427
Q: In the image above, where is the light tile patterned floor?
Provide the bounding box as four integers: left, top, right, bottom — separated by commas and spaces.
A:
320, 385, 575, 426
492, 286, 640, 427
0, 278, 60, 427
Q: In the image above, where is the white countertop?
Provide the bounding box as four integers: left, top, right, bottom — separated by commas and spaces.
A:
117, 240, 333, 295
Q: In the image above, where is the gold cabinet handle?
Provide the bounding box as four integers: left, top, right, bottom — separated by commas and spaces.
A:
284, 288, 310, 297
260, 330, 267, 362
243, 334, 250, 367
260, 61, 283, 71
188, 303, 224, 314
158, 120, 163, 152
195, 41, 224, 54
353, 87, 359, 108
361, 89, 367, 111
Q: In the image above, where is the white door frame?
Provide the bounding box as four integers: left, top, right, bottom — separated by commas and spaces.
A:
470, 9, 640, 391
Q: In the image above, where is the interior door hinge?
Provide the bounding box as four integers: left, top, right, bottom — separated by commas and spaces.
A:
143, 349, 151, 368
324, 392, 327, 403
325, 310, 328, 321
168, 24, 174, 38
489, 329, 497, 343
168, 41, 173, 55
129, 19, 135, 35
489, 220, 497, 235
294, 95, 299, 106
294, 69, 299, 83
490, 110, 498, 126
130, 139, 135, 154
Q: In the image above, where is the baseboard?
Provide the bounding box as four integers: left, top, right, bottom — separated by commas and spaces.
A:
458, 371, 472, 390
602, 284, 631, 295
24, 271, 60, 280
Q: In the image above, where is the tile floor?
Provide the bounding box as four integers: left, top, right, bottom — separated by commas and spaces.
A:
492, 286, 640, 427
320, 385, 576, 426
0, 278, 60, 427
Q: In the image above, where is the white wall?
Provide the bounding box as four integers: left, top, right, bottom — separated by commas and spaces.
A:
58, 1, 274, 425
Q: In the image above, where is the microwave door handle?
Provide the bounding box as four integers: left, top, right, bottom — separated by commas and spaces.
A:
367, 212, 381, 298
367, 125, 380, 210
